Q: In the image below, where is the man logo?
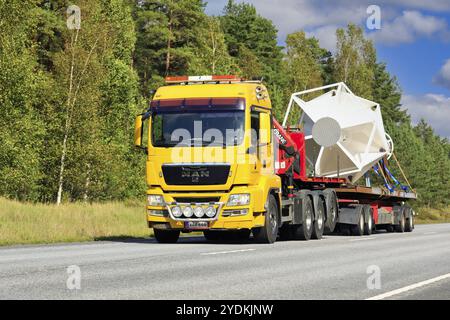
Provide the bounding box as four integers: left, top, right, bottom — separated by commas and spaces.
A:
181, 167, 209, 183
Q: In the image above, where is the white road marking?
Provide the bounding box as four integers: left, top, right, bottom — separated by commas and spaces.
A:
201, 249, 256, 256
366, 273, 450, 300
348, 237, 376, 242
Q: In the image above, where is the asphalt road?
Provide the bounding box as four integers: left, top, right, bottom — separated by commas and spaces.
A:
0, 223, 449, 300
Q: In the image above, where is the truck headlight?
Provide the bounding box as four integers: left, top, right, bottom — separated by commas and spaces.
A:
182, 206, 193, 218
172, 206, 182, 218
193, 206, 205, 218
147, 195, 164, 206
205, 206, 216, 218
227, 194, 250, 206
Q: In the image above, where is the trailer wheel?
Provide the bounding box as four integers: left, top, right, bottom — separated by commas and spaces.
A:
312, 198, 325, 240
351, 209, 364, 236
405, 210, 414, 232
324, 190, 338, 234
363, 206, 373, 236
253, 195, 279, 244
292, 197, 314, 240
154, 229, 180, 243
395, 210, 406, 233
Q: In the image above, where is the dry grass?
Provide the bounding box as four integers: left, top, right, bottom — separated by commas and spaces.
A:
415, 206, 450, 224
0, 197, 151, 246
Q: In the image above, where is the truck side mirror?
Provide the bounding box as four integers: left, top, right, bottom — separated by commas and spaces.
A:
134, 115, 144, 148
259, 112, 271, 145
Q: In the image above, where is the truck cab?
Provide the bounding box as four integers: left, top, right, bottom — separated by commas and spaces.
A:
134, 76, 282, 243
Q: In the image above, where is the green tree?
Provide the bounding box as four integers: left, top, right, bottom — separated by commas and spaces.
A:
281, 31, 325, 125
133, 0, 206, 96
220, 0, 283, 83
189, 16, 240, 75
333, 24, 376, 99
0, 0, 49, 201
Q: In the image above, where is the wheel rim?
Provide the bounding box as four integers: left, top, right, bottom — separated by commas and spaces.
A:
368, 216, 373, 230
306, 208, 312, 230
269, 207, 277, 233
317, 210, 323, 229
331, 207, 336, 221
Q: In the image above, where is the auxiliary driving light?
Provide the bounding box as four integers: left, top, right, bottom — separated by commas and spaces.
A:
193, 206, 205, 218
171, 206, 182, 218
182, 206, 193, 218
205, 206, 216, 218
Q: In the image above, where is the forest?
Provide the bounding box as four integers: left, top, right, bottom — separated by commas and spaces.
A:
0, 0, 449, 209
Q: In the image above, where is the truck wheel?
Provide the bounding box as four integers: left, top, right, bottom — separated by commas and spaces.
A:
292, 197, 314, 240
154, 229, 180, 243
324, 190, 338, 234
253, 195, 279, 244
395, 210, 406, 233
351, 210, 364, 236
363, 206, 373, 236
386, 225, 394, 233
312, 198, 325, 240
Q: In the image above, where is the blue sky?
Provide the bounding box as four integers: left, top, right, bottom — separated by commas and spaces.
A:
205, 0, 450, 138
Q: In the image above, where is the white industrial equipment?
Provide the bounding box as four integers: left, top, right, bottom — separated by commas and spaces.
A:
282, 83, 393, 182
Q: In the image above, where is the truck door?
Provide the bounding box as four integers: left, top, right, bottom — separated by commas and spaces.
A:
250, 107, 273, 175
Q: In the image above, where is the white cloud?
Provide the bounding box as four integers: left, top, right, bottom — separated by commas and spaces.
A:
306, 25, 339, 53
206, 1, 450, 47
369, 10, 448, 44
433, 59, 450, 90
401, 93, 450, 138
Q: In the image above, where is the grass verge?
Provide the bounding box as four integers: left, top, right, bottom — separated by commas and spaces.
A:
0, 197, 151, 246
415, 206, 450, 224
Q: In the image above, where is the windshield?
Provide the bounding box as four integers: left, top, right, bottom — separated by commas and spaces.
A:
151, 98, 245, 147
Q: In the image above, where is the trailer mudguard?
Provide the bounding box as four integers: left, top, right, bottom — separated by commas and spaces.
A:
338, 205, 363, 225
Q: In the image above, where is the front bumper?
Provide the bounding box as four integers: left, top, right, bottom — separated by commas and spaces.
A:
146, 187, 265, 230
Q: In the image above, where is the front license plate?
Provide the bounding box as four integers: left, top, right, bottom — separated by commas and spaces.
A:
185, 221, 209, 230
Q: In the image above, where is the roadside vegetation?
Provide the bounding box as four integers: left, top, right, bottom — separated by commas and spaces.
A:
0, 197, 150, 246
415, 207, 450, 224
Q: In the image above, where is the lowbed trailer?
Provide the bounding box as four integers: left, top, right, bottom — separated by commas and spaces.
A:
134, 75, 416, 243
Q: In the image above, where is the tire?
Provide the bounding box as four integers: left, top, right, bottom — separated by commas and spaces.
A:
395, 209, 406, 233
154, 229, 180, 243
253, 195, 279, 244
363, 206, 373, 236
312, 198, 325, 240
324, 190, 338, 234
386, 225, 394, 233
405, 207, 414, 232
292, 197, 314, 240
351, 208, 364, 236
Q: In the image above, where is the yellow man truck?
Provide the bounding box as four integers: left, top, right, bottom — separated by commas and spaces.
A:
134, 75, 416, 243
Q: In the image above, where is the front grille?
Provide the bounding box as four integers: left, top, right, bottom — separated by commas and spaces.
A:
162, 164, 230, 185
173, 197, 220, 204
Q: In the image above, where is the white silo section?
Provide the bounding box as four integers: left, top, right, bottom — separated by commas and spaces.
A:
282, 83, 393, 183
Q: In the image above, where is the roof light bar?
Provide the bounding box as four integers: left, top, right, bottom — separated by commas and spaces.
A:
165, 75, 241, 84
